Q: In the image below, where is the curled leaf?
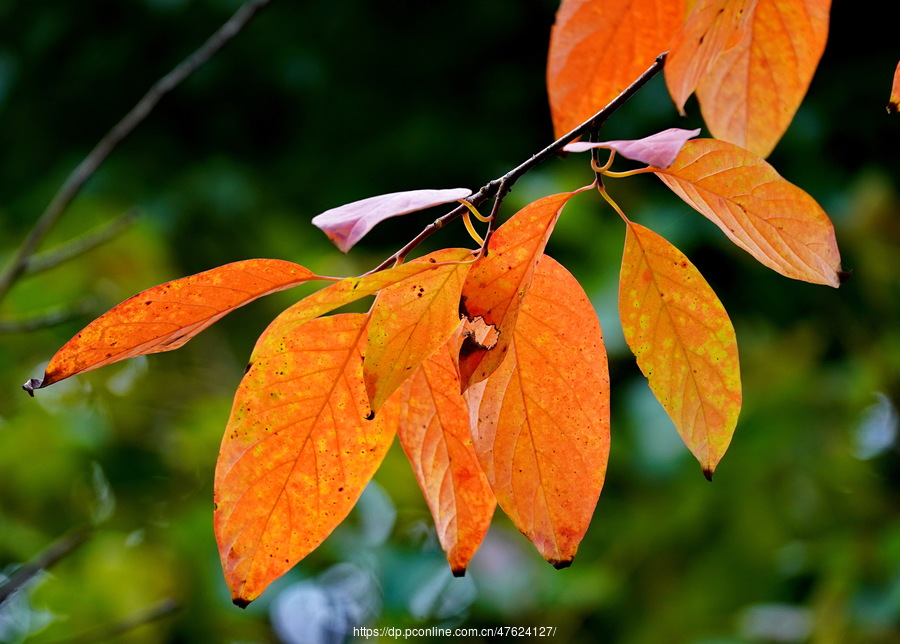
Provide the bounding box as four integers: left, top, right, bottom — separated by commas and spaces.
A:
312, 188, 472, 252
619, 221, 741, 477
653, 138, 842, 286
24, 259, 324, 393
562, 128, 701, 169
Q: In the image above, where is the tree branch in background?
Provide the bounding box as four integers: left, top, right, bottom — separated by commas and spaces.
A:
0, 0, 273, 304
0, 529, 90, 605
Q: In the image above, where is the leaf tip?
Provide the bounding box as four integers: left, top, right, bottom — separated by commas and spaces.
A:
837, 269, 852, 285
451, 566, 467, 578
888, 101, 898, 115
232, 597, 252, 609
22, 378, 43, 397
702, 467, 714, 482
549, 557, 573, 570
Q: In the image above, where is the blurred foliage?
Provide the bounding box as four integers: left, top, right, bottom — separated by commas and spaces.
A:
1, 0, 899, 642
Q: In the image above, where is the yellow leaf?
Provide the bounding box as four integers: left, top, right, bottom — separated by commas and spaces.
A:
619, 221, 741, 477
547, 0, 685, 137
214, 313, 397, 605
458, 191, 582, 390
653, 138, 842, 286
364, 248, 472, 413
396, 335, 496, 574
468, 255, 609, 566
694, 0, 831, 157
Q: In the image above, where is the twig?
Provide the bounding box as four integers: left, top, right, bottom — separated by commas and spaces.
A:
0, 300, 95, 334
24, 210, 139, 277
0, 0, 273, 304
0, 528, 90, 605
370, 52, 668, 273
43, 598, 181, 644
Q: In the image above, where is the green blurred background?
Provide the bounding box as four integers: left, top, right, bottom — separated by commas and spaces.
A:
1, 0, 898, 642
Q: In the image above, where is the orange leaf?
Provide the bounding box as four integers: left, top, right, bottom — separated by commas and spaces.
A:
364, 248, 472, 413
888, 60, 900, 114
458, 191, 582, 390
619, 221, 741, 477
653, 138, 842, 286
693, 0, 830, 157
665, 0, 759, 114
396, 335, 495, 574
25, 259, 324, 393
468, 255, 609, 567
547, 0, 685, 137
214, 313, 397, 606
260, 248, 475, 346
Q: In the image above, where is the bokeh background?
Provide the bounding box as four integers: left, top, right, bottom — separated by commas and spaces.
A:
1, 0, 898, 642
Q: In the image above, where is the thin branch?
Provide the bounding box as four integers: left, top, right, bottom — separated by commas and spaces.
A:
24, 210, 139, 276
42, 598, 180, 644
0, 0, 273, 304
0, 300, 95, 334
0, 529, 90, 605
370, 52, 668, 272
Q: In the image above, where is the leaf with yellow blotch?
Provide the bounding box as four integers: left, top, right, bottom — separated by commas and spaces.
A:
215, 313, 398, 607
396, 334, 495, 574
694, 0, 830, 157
888, 60, 900, 114
467, 255, 609, 567
619, 221, 741, 478
261, 248, 476, 345
23, 259, 326, 395
652, 138, 842, 287
547, 0, 685, 138
458, 191, 584, 390
364, 248, 472, 413
665, 0, 759, 114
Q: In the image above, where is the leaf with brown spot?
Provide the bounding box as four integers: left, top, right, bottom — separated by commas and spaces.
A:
396, 334, 495, 574
364, 248, 472, 413
25, 259, 325, 393
214, 313, 398, 606
619, 221, 741, 477
547, 0, 685, 138
458, 191, 584, 390
652, 138, 842, 286
468, 255, 609, 566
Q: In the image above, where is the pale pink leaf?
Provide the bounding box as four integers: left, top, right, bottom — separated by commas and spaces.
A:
312, 188, 473, 252
563, 128, 702, 169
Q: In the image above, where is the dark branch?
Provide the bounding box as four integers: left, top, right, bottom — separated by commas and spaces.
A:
0, 0, 273, 304
371, 52, 668, 272
0, 529, 90, 605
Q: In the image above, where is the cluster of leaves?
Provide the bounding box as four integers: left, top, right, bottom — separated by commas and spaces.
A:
24, 0, 854, 607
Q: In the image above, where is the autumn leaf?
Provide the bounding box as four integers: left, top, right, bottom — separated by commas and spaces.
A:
312, 188, 472, 252
23, 259, 326, 394
619, 221, 741, 477
691, 0, 830, 157
652, 138, 842, 287
260, 248, 476, 345
215, 313, 398, 606
665, 0, 759, 115
547, 0, 685, 137
364, 248, 472, 413
888, 60, 900, 114
468, 255, 609, 567
396, 334, 495, 574
562, 127, 701, 169
458, 190, 584, 390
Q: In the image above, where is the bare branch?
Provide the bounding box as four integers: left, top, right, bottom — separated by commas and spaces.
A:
0, 0, 273, 304
0, 529, 90, 605
43, 598, 180, 644
0, 300, 94, 334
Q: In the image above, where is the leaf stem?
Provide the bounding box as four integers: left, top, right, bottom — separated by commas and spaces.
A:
0, 0, 273, 305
